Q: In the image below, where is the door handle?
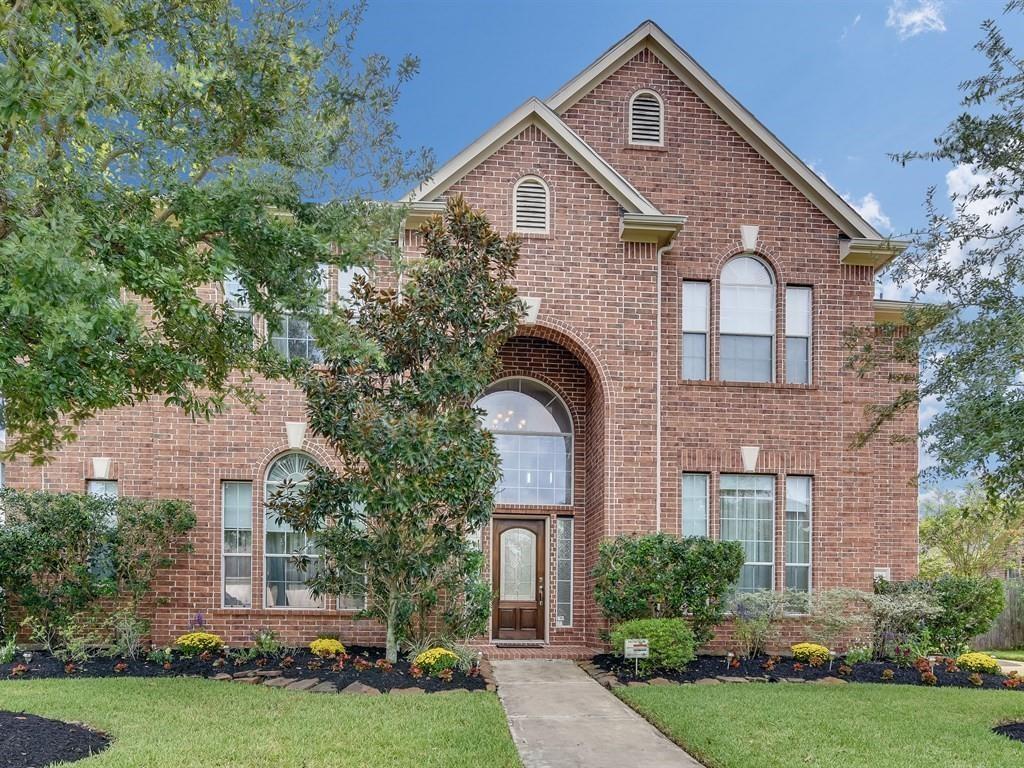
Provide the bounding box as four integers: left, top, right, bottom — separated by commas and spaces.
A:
537, 576, 544, 605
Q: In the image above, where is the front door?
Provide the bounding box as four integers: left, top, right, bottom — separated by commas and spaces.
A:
492, 518, 546, 641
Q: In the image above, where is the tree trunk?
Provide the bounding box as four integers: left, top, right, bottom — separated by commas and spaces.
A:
386, 596, 399, 663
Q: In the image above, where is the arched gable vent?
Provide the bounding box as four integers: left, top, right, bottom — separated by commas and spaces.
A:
513, 176, 550, 233
629, 90, 663, 145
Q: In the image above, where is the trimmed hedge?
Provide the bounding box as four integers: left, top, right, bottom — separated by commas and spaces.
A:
610, 618, 696, 675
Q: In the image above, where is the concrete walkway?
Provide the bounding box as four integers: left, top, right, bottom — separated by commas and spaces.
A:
491, 660, 703, 768
997, 658, 1024, 677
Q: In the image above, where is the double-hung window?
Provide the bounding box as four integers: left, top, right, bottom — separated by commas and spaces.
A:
681, 473, 709, 537
720, 256, 775, 382
784, 476, 812, 592
719, 474, 774, 591
682, 282, 709, 380
223, 481, 253, 608
785, 287, 812, 384
265, 453, 322, 609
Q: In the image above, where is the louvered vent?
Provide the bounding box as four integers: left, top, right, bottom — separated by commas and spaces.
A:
630, 92, 662, 145
514, 178, 548, 232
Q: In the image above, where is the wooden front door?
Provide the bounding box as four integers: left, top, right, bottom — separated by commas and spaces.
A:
492, 518, 546, 641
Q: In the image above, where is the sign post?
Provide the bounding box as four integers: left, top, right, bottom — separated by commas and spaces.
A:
623, 638, 650, 678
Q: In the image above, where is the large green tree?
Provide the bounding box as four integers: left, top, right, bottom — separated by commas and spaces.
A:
269, 196, 523, 662
853, 2, 1024, 495
0, 0, 430, 462
919, 485, 1024, 579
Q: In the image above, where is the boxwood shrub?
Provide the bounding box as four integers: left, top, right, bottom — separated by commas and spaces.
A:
610, 618, 696, 675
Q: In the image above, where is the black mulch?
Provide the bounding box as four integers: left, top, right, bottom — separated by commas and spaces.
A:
0, 647, 484, 693
0, 711, 109, 768
993, 722, 1024, 744
593, 652, 1023, 692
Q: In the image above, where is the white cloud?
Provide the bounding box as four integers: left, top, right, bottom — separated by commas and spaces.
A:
840, 13, 862, 41
849, 192, 893, 231
886, 1, 946, 40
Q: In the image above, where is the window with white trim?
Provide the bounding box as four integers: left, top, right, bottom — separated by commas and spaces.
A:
87, 480, 118, 499
222, 481, 253, 608
720, 255, 775, 383
784, 476, 812, 592
270, 315, 321, 363
629, 90, 664, 146
223, 272, 251, 324
682, 281, 710, 380
785, 286, 812, 384
264, 453, 323, 609
513, 177, 549, 233
337, 266, 368, 307
720, 474, 774, 591
556, 517, 574, 627
681, 473, 709, 537
477, 378, 573, 505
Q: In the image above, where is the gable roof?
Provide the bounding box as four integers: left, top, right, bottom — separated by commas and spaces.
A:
402, 97, 661, 216
546, 20, 886, 242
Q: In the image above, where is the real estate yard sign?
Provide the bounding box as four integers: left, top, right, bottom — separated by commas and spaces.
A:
624, 638, 649, 676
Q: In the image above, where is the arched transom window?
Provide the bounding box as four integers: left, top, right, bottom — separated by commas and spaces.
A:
477, 378, 573, 505
720, 255, 775, 383
264, 452, 322, 609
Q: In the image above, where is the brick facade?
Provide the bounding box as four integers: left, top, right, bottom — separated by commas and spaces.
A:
3, 24, 918, 652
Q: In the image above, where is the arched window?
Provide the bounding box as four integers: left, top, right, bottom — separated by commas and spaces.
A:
477, 378, 572, 505
513, 176, 549, 233
720, 255, 775, 382
264, 453, 322, 609
629, 90, 664, 146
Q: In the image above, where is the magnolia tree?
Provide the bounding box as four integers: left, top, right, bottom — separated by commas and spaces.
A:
0, 0, 430, 462
270, 197, 523, 661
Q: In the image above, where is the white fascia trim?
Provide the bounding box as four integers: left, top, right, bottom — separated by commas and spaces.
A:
401, 98, 661, 217
620, 213, 686, 246
840, 237, 911, 269
546, 20, 884, 242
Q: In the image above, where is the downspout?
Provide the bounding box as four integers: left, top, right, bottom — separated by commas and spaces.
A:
655, 243, 672, 533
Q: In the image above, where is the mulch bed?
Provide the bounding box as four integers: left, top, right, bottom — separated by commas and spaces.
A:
0, 646, 486, 694
593, 652, 1023, 692
0, 711, 109, 768
993, 722, 1024, 744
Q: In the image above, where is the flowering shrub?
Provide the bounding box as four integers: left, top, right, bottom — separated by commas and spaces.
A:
791, 643, 830, 666
955, 652, 1001, 675
413, 647, 460, 677
309, 638, 346, 658
175, 631, 224, 656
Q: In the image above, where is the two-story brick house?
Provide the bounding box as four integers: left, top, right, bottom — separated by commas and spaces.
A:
3, 21, 918, 652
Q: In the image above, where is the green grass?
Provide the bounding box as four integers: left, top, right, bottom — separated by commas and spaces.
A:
619, 682, 1024, 768
0, 678, 521, 767
990, 649, 1024, 662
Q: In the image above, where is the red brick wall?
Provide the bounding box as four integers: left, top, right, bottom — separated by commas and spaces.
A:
4, 43, 918, 651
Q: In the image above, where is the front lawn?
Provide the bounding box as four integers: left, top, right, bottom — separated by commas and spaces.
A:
619, 683, 1024, 768
991, 649, 1024, 663
0, 678, 521, 768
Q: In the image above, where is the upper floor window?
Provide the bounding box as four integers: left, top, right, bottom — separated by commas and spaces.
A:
271, 316, 321, 363
785, 286, 812, 384
477, 378, 572, 506
682, 281, 710, 380
337, 266, 368, 306
513, 176, 549, 234
223, 272, 251, 323
629, 90, 664, 146
720, 255, 775, 383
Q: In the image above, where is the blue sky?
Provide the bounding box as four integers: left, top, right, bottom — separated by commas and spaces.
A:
354, 0, 1021, 502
